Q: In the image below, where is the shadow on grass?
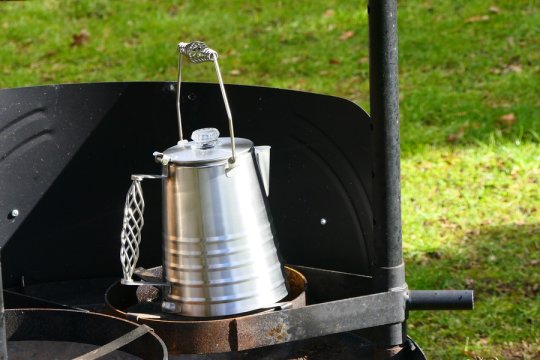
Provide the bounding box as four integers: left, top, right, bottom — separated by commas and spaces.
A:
406, 223, 539, 359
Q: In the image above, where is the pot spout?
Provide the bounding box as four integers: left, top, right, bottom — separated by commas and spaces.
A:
254, 146, 271, 196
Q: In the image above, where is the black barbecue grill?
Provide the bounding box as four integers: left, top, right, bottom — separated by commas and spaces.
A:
0, 1, 473, 359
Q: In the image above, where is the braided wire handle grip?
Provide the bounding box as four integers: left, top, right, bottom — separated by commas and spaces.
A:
178, 41, 218, 63
120, 178, 145, 284
176, 41, 237, 163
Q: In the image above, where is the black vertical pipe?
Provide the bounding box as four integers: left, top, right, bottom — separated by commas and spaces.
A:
368, 0, 406, 348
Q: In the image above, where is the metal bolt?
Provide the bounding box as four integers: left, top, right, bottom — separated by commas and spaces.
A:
187, 93, 197, 101
10, 209, 19, 218
162, 301, 181, 314
320, 218, 327, 226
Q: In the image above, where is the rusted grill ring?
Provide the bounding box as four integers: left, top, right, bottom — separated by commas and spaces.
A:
105, 266, 307, 355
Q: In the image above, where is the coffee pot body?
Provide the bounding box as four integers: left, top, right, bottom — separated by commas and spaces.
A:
120, 135, 288, 317
159, 138, 287, 316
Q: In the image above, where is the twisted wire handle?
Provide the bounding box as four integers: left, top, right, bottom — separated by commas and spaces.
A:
176, 41, 237, 163
119, 174, 167, 286
120, 178, 145, 283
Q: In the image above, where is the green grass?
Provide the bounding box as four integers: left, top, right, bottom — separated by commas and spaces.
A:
1, 0, 539, 358
403, 143, 539, 358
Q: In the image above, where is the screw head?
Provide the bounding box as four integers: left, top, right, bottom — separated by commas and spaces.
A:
162, 301, 181, 314
320, 218, 327, 226
10, 209, 19, 218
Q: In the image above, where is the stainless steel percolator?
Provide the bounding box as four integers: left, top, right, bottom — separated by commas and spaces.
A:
119, 41, 288, 317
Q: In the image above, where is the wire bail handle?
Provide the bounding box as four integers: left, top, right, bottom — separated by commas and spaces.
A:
176, 41, 237, 164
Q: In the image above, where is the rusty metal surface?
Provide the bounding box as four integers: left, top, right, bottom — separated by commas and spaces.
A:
168, 334, 427, 359
5, 309, 167, 360
234, 291, 405, 350
106, 267, 307, 355
171, 332, 373, 359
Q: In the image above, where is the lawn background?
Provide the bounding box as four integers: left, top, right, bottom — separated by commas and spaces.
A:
1, 1, 539, 358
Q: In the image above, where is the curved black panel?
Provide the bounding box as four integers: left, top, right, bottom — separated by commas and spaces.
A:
0, 82, 373, 286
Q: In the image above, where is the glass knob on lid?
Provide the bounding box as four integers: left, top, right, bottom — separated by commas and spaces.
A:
191, 128, 220, 149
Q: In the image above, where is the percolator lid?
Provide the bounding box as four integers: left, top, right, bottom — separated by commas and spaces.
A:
161, 127, 253, 166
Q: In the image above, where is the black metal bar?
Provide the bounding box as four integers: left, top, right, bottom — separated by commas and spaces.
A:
368, 0, 403, 283
368, 0, 406, 348
235, 291, 406, 351
407, 290, 474, 311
